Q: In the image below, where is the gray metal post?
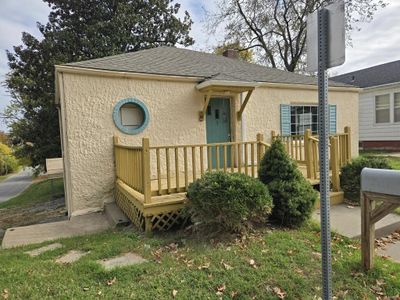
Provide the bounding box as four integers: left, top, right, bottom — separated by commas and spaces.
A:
318, 8, 332, 300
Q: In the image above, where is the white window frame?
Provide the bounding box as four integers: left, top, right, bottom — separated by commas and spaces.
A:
374, 93, 391, 125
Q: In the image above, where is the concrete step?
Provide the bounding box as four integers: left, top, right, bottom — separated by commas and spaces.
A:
104, 202, 130, 227
315, 191, 344, 209
312, 204, 400, 239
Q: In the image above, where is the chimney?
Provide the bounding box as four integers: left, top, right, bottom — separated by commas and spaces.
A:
222, 49, 239, 59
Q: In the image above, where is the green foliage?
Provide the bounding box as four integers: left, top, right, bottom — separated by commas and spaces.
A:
186, 171, 273, 233
259, 139, 317, 227
340, 156, 392, 203
5, 0, 194, 171
0, 143, 19, 175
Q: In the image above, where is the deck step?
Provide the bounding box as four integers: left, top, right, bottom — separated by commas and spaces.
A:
315, 191, 344, 209
104, 202, 130, 227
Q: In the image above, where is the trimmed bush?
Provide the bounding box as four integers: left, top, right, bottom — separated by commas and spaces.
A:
340, 156, 392, 203
258, 139, 317, 227
186, 172, 273, 233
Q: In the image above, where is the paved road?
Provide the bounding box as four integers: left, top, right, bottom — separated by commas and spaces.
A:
0, 168, 33, 203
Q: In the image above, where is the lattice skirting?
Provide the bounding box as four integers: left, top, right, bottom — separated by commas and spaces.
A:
115, 186, 145, 230
115, 185, 185, 233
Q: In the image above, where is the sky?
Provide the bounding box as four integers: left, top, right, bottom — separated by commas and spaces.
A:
1, 0, 400, 131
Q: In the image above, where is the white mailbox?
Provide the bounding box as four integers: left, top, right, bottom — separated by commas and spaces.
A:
361, 167, 400, 196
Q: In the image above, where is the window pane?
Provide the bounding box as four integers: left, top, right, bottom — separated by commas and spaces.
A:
375, 94, 390, 123
289, 105, 318, 135
395, 93, 400, 122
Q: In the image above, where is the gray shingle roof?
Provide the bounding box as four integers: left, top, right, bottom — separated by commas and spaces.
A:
65, 46, 351, 87
331, 60, 400, 88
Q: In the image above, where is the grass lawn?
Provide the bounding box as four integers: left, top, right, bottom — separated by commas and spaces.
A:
0, 178, 64, 209
0, 223, 399, 299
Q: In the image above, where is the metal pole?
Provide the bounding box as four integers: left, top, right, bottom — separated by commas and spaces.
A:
318, 8, 332, 300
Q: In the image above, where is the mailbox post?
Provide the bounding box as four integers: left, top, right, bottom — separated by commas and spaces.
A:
361, 168, 400, 270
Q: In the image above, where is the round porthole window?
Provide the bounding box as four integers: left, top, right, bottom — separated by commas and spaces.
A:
113, 98, 149, 135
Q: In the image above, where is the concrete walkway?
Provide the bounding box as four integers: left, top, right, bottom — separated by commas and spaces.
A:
313, 204, 400, 263
312, 204, 400, 239
1, 213, 112, 249
0, 168, 33, 203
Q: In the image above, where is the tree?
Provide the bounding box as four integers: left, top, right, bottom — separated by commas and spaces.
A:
4, 0, 194, 172
208, 0, 387, 72
214, 41, 254, 62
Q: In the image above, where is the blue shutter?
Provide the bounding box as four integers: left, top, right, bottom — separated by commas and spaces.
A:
280, 104, 291, 136
329, 104, 337, 134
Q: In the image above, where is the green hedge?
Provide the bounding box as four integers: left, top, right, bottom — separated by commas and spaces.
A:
186, 172, 273, 233
340, 156, 392, 203
258, 139, 317, 227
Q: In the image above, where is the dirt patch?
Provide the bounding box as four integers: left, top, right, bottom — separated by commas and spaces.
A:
0, 197, 67, 231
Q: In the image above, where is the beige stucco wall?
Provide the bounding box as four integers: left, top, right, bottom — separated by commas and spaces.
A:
58, 70, 359, 216
243, 86, 359, 157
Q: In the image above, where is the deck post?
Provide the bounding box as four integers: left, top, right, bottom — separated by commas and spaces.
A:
304, 129, 313, 179
142, 138, 151, 204
344, 126, 351, 163
330, 136, 340, 192
271, 130, 276, 141
256, 133, 264, 165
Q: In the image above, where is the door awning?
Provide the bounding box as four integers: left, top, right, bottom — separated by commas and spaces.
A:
196, 79, 259, 121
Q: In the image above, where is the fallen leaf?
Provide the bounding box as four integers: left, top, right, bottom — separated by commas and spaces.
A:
172, 289, 178, 298
197, 262, 210, 270
2, 289, 9, 300
231, 291, 239, 298
273, 287, 286, 299
106, 277, 116, 286
249, 259, 257, 268
216, 284, 226, 294
221, 260, 233, 270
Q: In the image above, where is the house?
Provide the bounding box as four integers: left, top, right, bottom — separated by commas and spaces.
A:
55, 46, 359, 230
332, 60, 400, 150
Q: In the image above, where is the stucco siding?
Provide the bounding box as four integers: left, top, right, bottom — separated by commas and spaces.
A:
243, 86, 359, 157
59, 71, 359, 216
359, 85, 400, 142
60, 73, 205, 215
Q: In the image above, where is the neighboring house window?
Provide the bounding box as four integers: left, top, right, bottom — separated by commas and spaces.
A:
113, 98, 149, 135
395, 93, 400, 123
290, 105, 318, 135
280, 104, 336, 136
375, 94, 390, 124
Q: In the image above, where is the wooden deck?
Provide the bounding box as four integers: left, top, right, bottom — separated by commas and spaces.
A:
113, 128, 351, 233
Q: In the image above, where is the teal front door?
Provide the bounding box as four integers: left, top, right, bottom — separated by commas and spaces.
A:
206, 98, 231, 169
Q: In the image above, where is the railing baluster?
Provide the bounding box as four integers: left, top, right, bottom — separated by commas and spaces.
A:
200, 146, 204, 175
223, 145, 227, 172
175, 147, 180, 191
156, 148, 161, 195
184, 147, 188, 190
237, 144, 242, 173
207, 146, 212, 171
166, 147, 171, 194
244, 143, 249, 175
192, 146, 196, 181
230, 145, 235, 173
216, 145, 220, 171
251, 142, 255, 177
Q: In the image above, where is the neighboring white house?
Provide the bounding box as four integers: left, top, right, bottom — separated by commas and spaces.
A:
332, 60, 400, 150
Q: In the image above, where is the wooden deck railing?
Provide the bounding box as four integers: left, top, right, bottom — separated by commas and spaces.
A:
114, 134, 270, 203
